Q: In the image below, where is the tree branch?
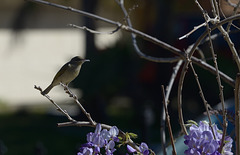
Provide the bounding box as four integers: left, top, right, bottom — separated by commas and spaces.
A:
34, 85, 77, 122
161, 85, 177, 155
234, 73, 240, 154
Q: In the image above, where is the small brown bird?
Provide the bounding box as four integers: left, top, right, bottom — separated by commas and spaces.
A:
42, 56, 90, 95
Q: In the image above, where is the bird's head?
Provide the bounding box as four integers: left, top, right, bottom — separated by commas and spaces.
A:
70, 56, 90, 65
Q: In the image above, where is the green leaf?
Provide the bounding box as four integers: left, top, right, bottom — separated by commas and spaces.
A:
186, 120, 198, 127
128, 133, 138, 139
118, 136, 123, 140
217, 129, 223, 134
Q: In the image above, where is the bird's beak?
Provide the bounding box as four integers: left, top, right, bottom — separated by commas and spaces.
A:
84, 59, 90, 62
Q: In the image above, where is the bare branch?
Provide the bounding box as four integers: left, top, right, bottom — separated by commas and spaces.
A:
218, 26, 240, 70
210, 0, 220, 18
160, 59, 183, 154
177, 60, 188, 135
161, 85, 177, 155
179, 22, 207, 40
60, 83, 96, 125
68, 24, 121, 34
189, 61, 217, 140
34, 85, 77, 122
234, 73, 240, 154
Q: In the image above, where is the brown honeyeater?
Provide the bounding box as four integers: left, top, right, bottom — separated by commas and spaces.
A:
42, 56, 90, 95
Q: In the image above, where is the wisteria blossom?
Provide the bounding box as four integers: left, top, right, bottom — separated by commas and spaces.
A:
77, 124, 150, 155
184, 121, 233, 155
78, 124, 119, 155
127, 142, 149, 155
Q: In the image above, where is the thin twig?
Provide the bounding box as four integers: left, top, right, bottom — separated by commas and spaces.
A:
179, 22, 207, 40
177, 60, 188, 135
68, 24, 121, 34
60, 83, 96, 126
216, 26, 238, 152
189, 62, 217, 140
218, 25, 240, 71
160, 107, 167, 155
211, 0, 220, 18
161, 85, 177, 155
234, 73, 240, 155
34, 85, 77, 122
160, 60, 183, 155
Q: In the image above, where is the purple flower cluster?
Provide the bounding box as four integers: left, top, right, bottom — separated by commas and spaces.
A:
127, 142, 149, 155
184, 121, 233, 155
78, 124, 119, 155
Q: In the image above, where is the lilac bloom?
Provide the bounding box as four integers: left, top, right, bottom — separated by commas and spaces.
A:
94, 146, 100, 154
87, 132, 94, 143
81, 142, 93, 148
105, 140, 116, 155
184, 148, 201, 155
93, 134, 105, 150
87, 124, 105, 149
127, 145, 136, 153
223, 136, 233, 155
201, 131, 214, 141
95, 124, 102, 135
109, 126, 119, 142
127, 143, 149, 155
101, 129, 111, 143
82, 124, 105, 154
139, 142, 149, 155
202, 140, 219, 154
184, 121, 233, 155
78, 147, 93, 155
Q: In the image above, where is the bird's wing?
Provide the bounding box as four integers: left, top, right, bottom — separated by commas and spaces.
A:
52, 63, 70, 82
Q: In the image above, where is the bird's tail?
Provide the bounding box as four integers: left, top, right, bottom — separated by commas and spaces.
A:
42, 84, 54, 95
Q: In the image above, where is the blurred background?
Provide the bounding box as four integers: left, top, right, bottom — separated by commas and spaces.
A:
0, 0, 239, 154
